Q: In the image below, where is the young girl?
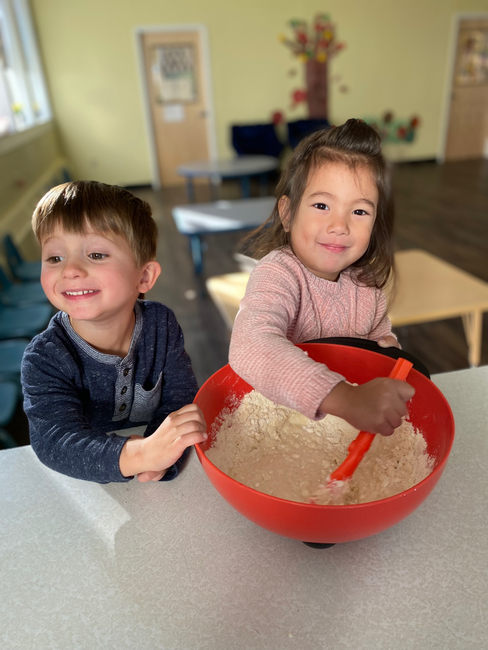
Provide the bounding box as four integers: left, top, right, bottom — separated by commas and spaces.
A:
229, 119, 414, 437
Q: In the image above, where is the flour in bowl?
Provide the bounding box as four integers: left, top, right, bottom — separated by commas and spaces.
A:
205, 390, 434, 505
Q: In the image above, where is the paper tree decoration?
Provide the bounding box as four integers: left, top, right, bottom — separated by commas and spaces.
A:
279, 13, 346, 119
365, 112, 421, 144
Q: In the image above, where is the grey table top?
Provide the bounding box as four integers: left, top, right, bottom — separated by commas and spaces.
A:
1, 366, 487, 650
172, 196, 275, 235
177, 155, 279, 178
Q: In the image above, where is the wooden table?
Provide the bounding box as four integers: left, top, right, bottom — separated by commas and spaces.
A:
1, 366, 487, 649
388, 249, 488, 366
177, 155, 279, 202
172, 196, 275, 275
206, 249, 488, 366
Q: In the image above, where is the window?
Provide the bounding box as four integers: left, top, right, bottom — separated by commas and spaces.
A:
0, 0, 51, 138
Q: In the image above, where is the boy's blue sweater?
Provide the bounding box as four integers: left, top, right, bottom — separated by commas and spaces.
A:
21, 300, 198, 483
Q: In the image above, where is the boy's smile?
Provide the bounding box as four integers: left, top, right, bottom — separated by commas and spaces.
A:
40, 225, 153, 334
280, 162, 378, 281
64, 290, 99, 297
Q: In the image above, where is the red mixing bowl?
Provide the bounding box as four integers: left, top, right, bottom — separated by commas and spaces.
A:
194, 343, 455, 544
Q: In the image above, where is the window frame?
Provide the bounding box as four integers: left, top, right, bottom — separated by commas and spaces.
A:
0, 0, 52, 141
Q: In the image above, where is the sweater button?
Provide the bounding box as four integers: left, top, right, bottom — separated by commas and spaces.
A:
119, 403, 127, 412
123, 368, 130, 377
121, 386, 127, 395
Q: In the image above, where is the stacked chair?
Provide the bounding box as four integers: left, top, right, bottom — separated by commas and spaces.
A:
0, 235, 53, 449
3, 234, 42, 281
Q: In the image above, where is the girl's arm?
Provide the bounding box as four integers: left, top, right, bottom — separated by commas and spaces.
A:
369, 289, 398, 345
229, 259, 345, 420
319, 376, 414, 436
319, 289, 411, 435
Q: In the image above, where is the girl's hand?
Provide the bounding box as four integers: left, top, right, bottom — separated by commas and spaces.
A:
119, 404, 207, 478
377, 335, 400, 349
320, 378, 415, 436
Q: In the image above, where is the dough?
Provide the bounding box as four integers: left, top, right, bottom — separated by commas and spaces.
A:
206, 390, 434, 505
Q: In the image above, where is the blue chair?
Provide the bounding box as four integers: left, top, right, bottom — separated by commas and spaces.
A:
287, 118, 331, 149
3, 234, 42, 282
0, 304, 52, 340
0, 265, 48, 307
0, 381, 19, 449
232, 123, 284, 158
0, 339, 30, 383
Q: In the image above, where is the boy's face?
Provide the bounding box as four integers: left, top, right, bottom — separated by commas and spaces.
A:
41, 225, 151, 325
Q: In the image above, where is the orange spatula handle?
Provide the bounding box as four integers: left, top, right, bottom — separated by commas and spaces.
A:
328, 357, 413, 483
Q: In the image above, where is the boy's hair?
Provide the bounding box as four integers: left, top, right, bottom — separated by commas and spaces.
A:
241, 118, 395, 289
32, 180, 158, 267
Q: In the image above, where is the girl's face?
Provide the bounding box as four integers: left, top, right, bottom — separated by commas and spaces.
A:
280, 162, 378, 281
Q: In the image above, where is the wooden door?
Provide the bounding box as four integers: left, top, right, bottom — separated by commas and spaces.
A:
445, 19, 488, 161
141, 30, 211, 186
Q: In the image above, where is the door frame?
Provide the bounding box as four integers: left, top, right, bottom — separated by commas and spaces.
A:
437, 12, 488, 163
134, 24, 218, 189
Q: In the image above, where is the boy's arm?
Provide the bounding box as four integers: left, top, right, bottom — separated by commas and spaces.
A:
144, 309, 199, 436
139, 308, 200, 480
119, 403, 206, 479
21, 346, 130, 484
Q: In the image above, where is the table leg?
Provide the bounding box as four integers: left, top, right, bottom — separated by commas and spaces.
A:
240, 176, 251, 198
258, 173, 268, 196
185, 178, 196, 203
189, 234, 203, 275
209, 179, 219, 201
462, 310, 483, 367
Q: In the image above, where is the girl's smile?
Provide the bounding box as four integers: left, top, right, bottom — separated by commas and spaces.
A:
280, 162, 378, 281
319, 243, 349, 252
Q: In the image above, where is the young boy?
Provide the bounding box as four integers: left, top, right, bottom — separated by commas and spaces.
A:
21, 180, 207, 483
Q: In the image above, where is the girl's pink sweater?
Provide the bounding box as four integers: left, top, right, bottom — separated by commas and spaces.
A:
229, 247, 394, 420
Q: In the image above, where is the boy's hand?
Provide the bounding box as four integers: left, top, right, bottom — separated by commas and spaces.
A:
119, 404, 207, 479
320, 378, 415, 437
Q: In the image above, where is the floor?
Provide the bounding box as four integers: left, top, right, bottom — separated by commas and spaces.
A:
6, 158, 488, 446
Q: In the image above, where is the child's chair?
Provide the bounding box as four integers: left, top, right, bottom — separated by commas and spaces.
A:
232, 123, 284, 159
287, 118, 330, 149
0, 339, 30, 383
0, 265, 48, 307
0, 381, 19, 449
0, 304, 52, 340
3, 234, 42, 282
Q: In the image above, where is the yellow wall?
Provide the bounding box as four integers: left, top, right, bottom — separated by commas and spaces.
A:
0, 124, 66, 259
29, 0, 488, 185
0, 125, 62, 215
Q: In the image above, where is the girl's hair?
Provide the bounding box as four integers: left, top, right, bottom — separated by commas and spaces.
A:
241, 118, 395, 288
32, 180, 158, 268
